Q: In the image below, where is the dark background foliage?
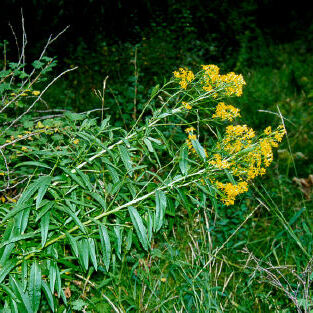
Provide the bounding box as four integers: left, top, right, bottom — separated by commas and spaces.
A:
1, 0, 313, 62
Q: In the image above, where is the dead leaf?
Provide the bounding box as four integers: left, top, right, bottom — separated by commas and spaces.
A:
64, 286, 71, 298
293, 175, 313, 199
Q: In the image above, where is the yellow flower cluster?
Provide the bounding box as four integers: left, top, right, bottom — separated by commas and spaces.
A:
225, 125, 286, 181
201, 65, 246, 97
209, 153, 231, 169
212, 102, 241, 121
182, 101, 192, 110
10, 90, 40, 97
173, 68, 195, 89
215, 181, 248, 206
174, 64, 286, 206
207, 125, 285, 204
185, 127, 208, 157
220, 72, 246, 97
185, 127, 197, 154
222, 124, 255, 154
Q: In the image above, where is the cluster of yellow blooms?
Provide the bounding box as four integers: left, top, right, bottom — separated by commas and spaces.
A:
223, 124, 256, 154
185, 127, 197, 154
173, 68, 195, 89
215, 181, 249, 206
10, 90, 40, 97
182, 101, 192, 110
173, 64, 246, 98
212, 102, 241, 121
174, 65, 285, 206
209, 153, 231, 169
202, 65, 246, 97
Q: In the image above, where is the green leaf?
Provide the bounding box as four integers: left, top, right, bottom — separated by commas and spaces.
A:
118, 145, 133, 177
147, 210, 153, 242
41, 280, 55, 312
77, 239, 89, 271
126, 229, 133, 251
0, 243, 15, 267
144, 138, 154, 152
72, 299, 88, 311
61, 168, 85, 189
35, 201, 53, 222
9, 277, 32, 313
114, 226, 122, 260
32, 60, 44, 69
128, 206, 149, 251
179, 146, 189, 175
54, 265, 61, 297
36, 177, 52, 209
40, 212, 50, 247
0, 259, 17, 284
49, 261, 57, 294
21, 260, 28, 291
15, 207, 30, 234
29, 261, 41, 312
0, 232, 38, 249
150, 84, 160, 98
99, 225, 111, 271
154, 190, 167, 232
86, 191, 107, 210
88, 238, 98, 271
64, 111, 85, 121
191, 139, 207, 161
66, 233, 79, 258
105, 163, 120, 184
0, 284, 19, 303
15, 161, 51, 169
17, 176, 52, 209
76, 169, 93, 192
55, 204, 86, 233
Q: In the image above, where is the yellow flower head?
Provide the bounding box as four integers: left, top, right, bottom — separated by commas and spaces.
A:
182, 101, 192, 110
213, 102, 241, 121
185, 127, 195, 133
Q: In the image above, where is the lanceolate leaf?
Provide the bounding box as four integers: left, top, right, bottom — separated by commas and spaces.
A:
55, 204, 86, 234
128, 206, 149, 251
36, 177, 52, 209
9, 277, 32, 313
41, 280, 55, 312
98, 225, 111, 271
15, 207, 30, 234
0, 243, 15, 267
76, 169, 93, 192
66, 232, 79, 258
29, 261, 41, 313
114, 226, 122, 260
154, 190, 167, 232
191, 139, 207, 160
77, 239, 89, 271
0, 259, 17, 284
118, 145, 133, 177
49, 261, 57, 294
88, 238, 98, 271
40, 211, 50, 247
17, 176, 52, 209
55, 265, 61, 297
179, 146, 189, 175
